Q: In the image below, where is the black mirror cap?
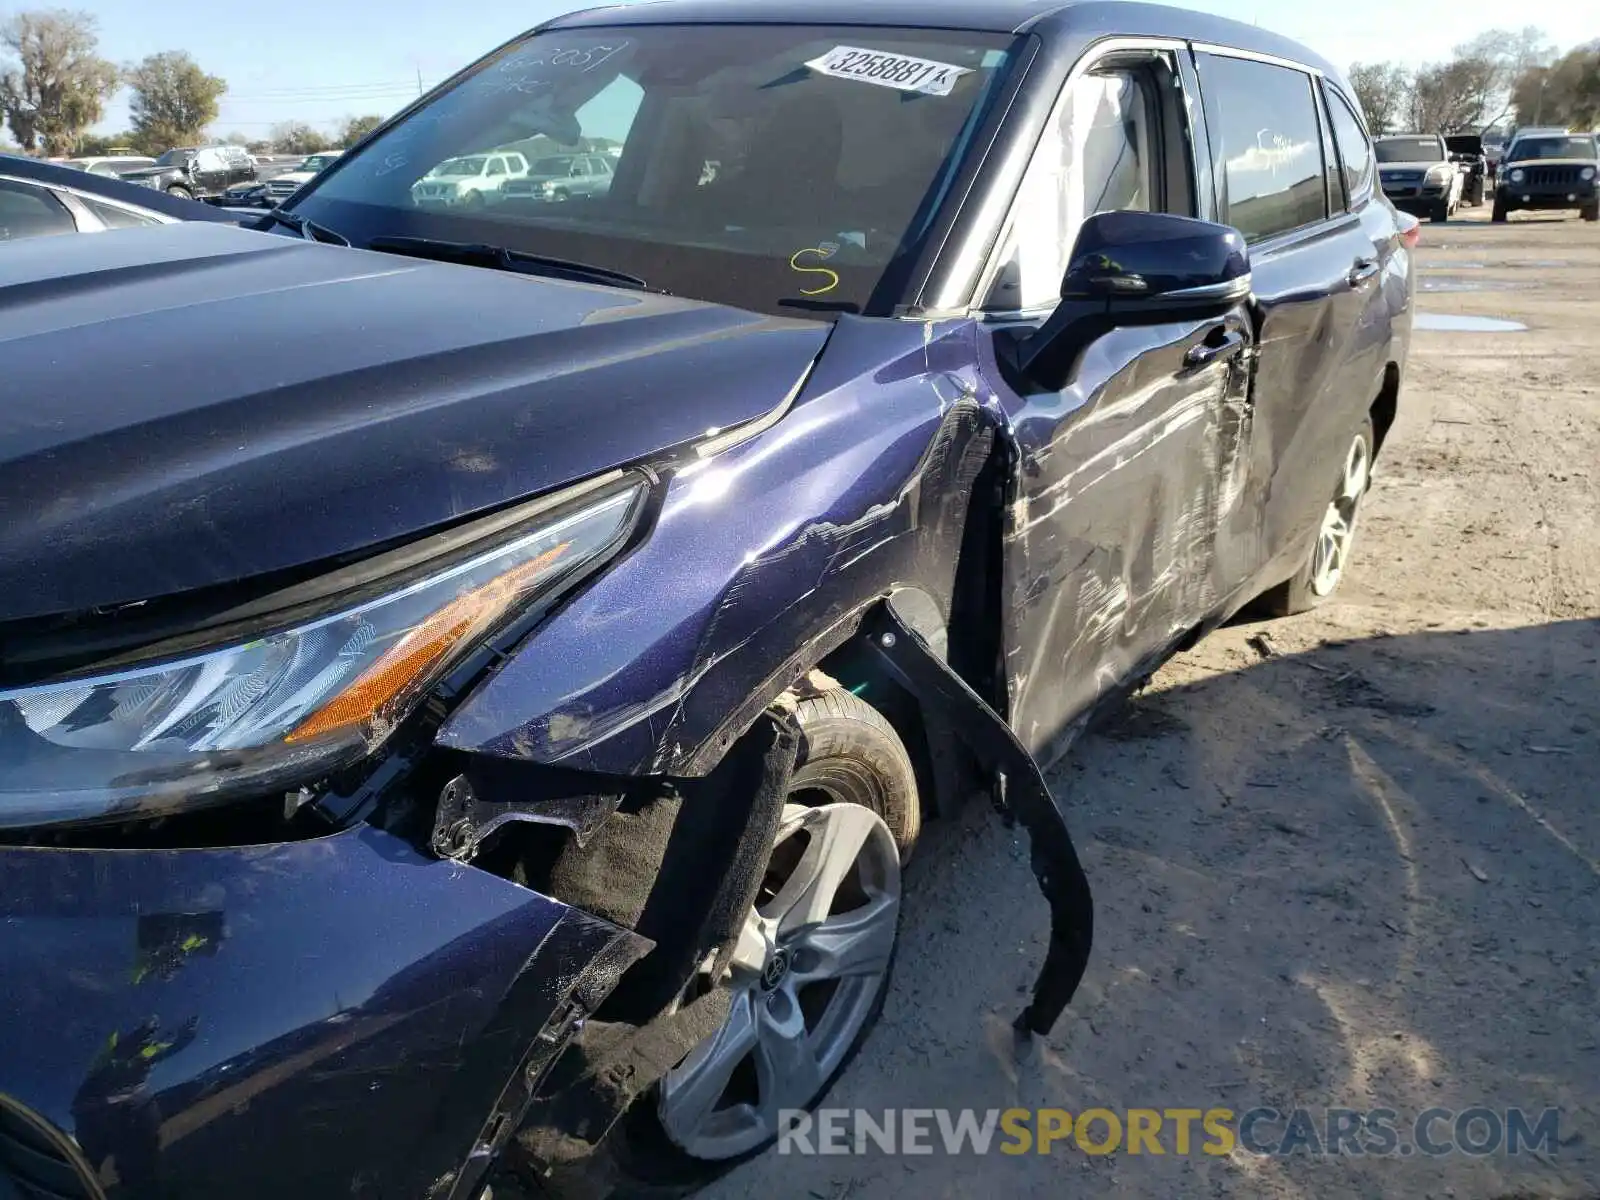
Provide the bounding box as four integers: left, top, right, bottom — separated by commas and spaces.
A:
1061, 210, 1250, 306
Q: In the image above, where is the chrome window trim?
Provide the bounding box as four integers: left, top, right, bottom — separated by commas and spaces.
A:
954, 35, 1188, 318
1190, 41, 1323, 77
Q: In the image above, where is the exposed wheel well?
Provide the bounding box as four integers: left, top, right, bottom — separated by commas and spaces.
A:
816, 445, 1011, 821
1371, 363, 1400, 455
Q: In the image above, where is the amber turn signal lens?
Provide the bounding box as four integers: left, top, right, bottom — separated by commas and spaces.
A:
286, 542, 571, 743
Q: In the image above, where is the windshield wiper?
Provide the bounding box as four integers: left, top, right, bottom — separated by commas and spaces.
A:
257, 207, 350, 246
367, 236, 660, 293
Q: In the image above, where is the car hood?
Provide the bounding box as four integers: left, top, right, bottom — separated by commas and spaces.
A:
1379, 160, 1445, 171
1503, 157, 1598, 169
0, 221, 828, 624
271, 171, 315, 185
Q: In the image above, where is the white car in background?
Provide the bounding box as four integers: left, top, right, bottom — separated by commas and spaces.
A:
410, 152, 529, 208
61, 155, 159, 178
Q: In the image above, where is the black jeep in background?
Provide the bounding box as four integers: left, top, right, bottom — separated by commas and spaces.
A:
1493, 132, 1600, 222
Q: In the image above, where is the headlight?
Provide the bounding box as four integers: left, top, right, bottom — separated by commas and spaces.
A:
0, 484, 642, 827
1425, 165, 1452, 183
1509, 168, 1525, 183
1582, 167, 1596, 181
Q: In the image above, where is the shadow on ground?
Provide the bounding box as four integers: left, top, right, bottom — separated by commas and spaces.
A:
708, 614, 1600, 1200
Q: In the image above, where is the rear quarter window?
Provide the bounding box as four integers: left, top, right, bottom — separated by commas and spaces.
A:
1325, 88, 1375, 204
0, 181, 77, 241
1196, 52, 1327, 242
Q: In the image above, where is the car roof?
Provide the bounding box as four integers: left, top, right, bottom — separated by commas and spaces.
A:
546, 0, 1343, 81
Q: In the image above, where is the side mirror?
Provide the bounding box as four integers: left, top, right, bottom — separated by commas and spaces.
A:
1012, 210, 1251, 389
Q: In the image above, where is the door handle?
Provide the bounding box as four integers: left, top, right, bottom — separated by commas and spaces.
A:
1183, 329, 1247, 370
1348, 258, 1380, 286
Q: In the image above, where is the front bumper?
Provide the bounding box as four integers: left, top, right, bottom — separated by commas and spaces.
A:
1381, 181, 1451, 213
0, 825, 644, 1199
1496, 180, 1597, 210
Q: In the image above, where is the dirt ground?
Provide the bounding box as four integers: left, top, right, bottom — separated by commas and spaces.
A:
703, 208, 1600, 1199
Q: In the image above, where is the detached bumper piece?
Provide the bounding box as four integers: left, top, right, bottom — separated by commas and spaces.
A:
0, 825, 647, 1200
863, 597, 1094, 1037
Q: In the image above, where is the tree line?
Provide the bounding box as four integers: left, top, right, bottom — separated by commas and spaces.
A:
0, 8, 384, 156
1350, 26, 1599, 136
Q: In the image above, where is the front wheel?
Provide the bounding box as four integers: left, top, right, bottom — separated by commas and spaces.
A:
1492, 199, 1509, 222
557, 689, 919, 1194
165, 185, 193, 200
1582, 203, 1599, 222
1256, 417, 1374, 617
1431, 201, 1450, 223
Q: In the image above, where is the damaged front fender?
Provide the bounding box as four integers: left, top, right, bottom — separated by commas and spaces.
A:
435, 315, 999, 778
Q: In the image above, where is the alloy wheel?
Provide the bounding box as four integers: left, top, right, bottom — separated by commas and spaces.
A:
657, 802, 900, 1160
1310, 431, 1371, 597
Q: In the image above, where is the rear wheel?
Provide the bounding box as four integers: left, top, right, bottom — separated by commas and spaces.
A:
1256, 417, 1374, 617
560, 689, 919, 1195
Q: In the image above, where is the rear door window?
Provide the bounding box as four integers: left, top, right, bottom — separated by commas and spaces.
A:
0, 181, 77, 241
1195, 52, 1327, 241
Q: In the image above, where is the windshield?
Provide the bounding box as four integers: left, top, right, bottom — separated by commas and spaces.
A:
301, 154, 340, 171
1507, 136, 1597, 161
1374, 137, 1442, 163
155, 149, 194, 166
291, 24, 1016, 318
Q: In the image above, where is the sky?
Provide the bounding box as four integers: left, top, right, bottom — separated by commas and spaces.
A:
75, 0, 1595, 138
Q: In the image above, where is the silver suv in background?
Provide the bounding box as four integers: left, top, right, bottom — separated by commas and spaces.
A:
499, 152, 615, 203
1374, 133, 1464, 222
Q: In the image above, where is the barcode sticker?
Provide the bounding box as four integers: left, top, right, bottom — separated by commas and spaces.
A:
804, 46, 972, 97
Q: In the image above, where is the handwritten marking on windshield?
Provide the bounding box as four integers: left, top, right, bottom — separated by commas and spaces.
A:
790, 245, 841, 296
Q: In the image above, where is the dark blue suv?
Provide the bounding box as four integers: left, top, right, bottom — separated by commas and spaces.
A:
0, 3, 1413, 1198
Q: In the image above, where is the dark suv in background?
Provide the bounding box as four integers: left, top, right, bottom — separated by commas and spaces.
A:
1493, 131, 1599, 222
1445, 133, 1489, 205
0, 3, 1413, 1198
119, 144, 256, 199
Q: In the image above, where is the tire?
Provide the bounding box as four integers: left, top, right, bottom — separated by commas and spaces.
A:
1431, 201, 1449, 223
1255, 417, 1375, 618
461, 190, 485, 209
550, 690, 919, 1197
1583, 203, 1599, 223
550, 187, 571, 202
164, 185, 193, 200
1492, 199, 1509, 223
